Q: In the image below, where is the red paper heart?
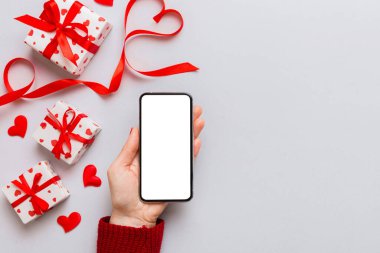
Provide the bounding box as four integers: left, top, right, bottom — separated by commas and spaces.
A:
85, 128, 92, 135
40, 122, 47, 129
88, 35, 95, 42
52, 198, 56, 202
57, 212, 81, 233
61, 9, 68, 15
83, 164, 102, 187
94, 0, 113, 6
28, 168, 33, 173
8, 115, 27, 138
28, 210, 36, 217
28, 29, 33, 36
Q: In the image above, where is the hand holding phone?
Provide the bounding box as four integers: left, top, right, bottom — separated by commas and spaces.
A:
107, 98, 204, 227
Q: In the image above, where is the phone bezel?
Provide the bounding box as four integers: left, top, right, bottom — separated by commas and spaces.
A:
139, 92, 193, 202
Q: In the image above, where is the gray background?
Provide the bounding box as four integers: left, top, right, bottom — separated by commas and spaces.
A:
1, 0, 380, 252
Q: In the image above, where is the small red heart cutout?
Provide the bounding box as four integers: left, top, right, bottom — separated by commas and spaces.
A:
85, 129, 92, 135
83, 164, 102, 187
8, 115, 28, 138
61, 9, 68, 15
39, 139, 44, 143
52, 198, 57, 202
41, 34, 45, 38
14, 190, 22, 197
73, 53, 79, 61
28, 168, 33, 173
40, 122, 47, 129
28, 210, 35, 217
57, 212, 81, 233
94, 0, 113, 6
88, 35, 95, 42
28, 29, 34, 36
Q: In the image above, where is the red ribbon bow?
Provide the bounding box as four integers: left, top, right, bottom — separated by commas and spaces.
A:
15, 0, 99, 66
11, 173, 61, 215
44, 107, 94, 159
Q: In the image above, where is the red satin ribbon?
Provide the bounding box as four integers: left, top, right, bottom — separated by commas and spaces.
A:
16, 0, 99, 66
44, 107, 94, 159
0, 0, 198, 107
11, 173, 61, 215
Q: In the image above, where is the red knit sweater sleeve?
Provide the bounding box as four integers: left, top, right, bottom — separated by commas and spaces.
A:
97, 217, 164, 253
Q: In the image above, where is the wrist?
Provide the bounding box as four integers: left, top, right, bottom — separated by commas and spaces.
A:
110, 210, 157, 228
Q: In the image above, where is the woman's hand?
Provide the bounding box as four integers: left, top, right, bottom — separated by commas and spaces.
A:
107, 106, 205, 228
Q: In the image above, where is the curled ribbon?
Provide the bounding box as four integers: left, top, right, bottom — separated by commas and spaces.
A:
11, 173, 61, 215
0, 0, 198, 107
15, 0, 99, 66
44, 108, 94, 159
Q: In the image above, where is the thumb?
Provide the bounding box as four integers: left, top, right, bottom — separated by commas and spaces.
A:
116, 128, 139, 166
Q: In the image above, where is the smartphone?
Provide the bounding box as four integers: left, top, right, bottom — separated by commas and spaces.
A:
139, 93, 193, 202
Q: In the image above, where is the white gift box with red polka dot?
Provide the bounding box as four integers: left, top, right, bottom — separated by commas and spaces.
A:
1, 161, 70, 224
23, 0, 112, 76
32, 100, 102, 165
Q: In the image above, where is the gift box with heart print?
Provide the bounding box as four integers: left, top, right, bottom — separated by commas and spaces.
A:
33, 100, 101, 165
17, 0, 112, 76
1, 161, 70, 224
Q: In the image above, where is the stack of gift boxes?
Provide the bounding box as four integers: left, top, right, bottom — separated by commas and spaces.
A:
2, 0, 109, 224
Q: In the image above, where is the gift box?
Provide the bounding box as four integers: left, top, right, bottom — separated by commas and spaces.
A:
17, 0, 112, 75
1, 161, 70, 224
33, 100, 101, 165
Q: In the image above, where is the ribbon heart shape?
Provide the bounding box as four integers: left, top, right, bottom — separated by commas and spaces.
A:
15, 0, 99, 66
11, 173, 61, 215
0, 0, 198, 108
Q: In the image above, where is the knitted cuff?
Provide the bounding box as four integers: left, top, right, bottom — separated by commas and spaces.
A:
97, 216, 164, 253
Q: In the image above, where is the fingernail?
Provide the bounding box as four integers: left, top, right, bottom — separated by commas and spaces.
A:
129, 128, 133, 134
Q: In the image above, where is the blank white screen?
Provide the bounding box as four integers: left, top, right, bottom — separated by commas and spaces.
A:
140, 94, 192, 200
